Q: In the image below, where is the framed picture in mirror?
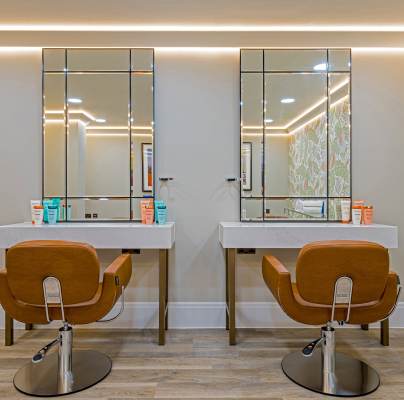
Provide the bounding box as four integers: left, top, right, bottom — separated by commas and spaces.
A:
241, 142, 252, 191
142, 143, 153, 192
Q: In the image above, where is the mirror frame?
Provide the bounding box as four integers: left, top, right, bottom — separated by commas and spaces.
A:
42, 48, 155, 222
240, 48, 352, 222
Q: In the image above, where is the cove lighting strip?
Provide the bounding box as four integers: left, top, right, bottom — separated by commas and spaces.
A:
86, 133, 152, 137
243, 94, 350, 137
1, 47, 404, 53
2, 24, 404, 32
242, 79, 349, 133
46, 109, 97, 122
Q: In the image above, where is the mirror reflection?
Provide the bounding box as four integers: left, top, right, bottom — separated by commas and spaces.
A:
43, 49, 154, 221
240, 49, 351, 221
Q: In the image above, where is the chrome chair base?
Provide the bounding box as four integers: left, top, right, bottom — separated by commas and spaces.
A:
14, 350, 111, 397
282, 349, 380, 397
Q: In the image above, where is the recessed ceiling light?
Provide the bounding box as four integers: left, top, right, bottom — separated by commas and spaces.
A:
68, 98, 82, 104
265, 118, 274, 123
281, 98, 295, 104
313, 63, 327, 71
95, 118, 106, 123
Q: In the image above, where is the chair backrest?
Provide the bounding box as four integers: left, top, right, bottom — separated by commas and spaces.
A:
296, 241, 389, 305
6, 240, 100, 306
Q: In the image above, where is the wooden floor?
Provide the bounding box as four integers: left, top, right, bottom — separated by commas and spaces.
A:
0, 328, 404, 399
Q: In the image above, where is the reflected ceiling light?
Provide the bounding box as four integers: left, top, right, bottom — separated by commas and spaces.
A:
284, 97, 327, 129
242, 132, 292, 137
242, 125, 285, 130
67, 98, 82, 104
313, 63, 327, 71
281, 98, 295, 104
330, 94, 350, 108
87, 133, 153, 137
86, 125, 153, 130
265, 118, 273, 123
289, 111, 326, 135
289, 94, 349, 135
45, 108, 97, 121
95, 118, 106, 123
330, 78, 350, 94
71, 109, 96, 121
282, 79, 349, 130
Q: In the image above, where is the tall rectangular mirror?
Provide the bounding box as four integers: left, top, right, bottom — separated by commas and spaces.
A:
240, 49, 351, 221
43, 48, 154, 221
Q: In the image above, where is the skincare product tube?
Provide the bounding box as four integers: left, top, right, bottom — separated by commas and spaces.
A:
352, 206, 362, 225
42, 199, 52, 223
33, 205, 44, 225
141, 199, 154, 224
145, 207, 154, 225
340, 199, 351, 223
363, 206, 374, 225
51, 198, 61, 222
154, 200, 165, 222
31, 200, 41, 224
47, 205, 58, 225
353, 200, 365, 223
156, 205, 167, 224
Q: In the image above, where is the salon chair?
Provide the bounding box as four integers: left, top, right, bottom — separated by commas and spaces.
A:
262, 240, 400, 397
0, 240, 132, 397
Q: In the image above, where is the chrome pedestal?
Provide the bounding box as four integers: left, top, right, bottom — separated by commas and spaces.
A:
14, 325, 111, 397
282, 326, 380, 397
14, 350, 112, 397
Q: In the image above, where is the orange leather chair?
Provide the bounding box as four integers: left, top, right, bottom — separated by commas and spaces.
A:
0, 240, 132, 397
262, 240, 400, 397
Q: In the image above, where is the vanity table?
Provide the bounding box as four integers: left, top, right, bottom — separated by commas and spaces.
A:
219, 222, 398, 345
0, 222, 175, 346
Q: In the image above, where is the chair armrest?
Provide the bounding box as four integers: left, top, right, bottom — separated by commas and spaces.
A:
262, 255, 292, 302
104, 254, 132, 288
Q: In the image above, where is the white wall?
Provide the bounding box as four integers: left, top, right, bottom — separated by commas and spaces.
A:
154, 49, 239, 301
1, 47, 404, 327
0, 50, 42, 225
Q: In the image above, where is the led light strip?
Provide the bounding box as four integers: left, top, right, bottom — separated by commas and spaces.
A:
242, 79, 349, 132
46, 109, 97, 121
2, 24, 404, 32
86, 125, 153, 130
242, 94, 349, 137
44, 120, 153, 136
86, 133, 152, 137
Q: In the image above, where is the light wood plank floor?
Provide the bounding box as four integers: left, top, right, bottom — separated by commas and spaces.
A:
0, 328, 403, 399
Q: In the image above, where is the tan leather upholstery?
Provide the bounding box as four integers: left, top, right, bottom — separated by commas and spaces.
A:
262, 241, 398, 325
0, 240, 132, 325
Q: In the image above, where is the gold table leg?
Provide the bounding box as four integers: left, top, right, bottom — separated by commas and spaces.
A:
159, 249, 168, 345
5, 313, 13, 346
227, 248, 236, 345
225, 249, 229, 330
381, 318, 389, 346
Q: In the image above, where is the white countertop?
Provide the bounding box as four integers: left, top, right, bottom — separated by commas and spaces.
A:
0, 222, 175, 249
219, 222, 398, 249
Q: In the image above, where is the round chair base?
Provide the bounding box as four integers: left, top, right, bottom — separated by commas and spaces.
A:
282, 350, 380, 397
14, 350, 112, 397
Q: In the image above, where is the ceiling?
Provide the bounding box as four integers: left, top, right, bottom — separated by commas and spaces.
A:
1, 0, 404, 27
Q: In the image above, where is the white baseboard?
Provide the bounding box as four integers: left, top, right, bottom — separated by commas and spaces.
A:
1, 302, 404, 329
